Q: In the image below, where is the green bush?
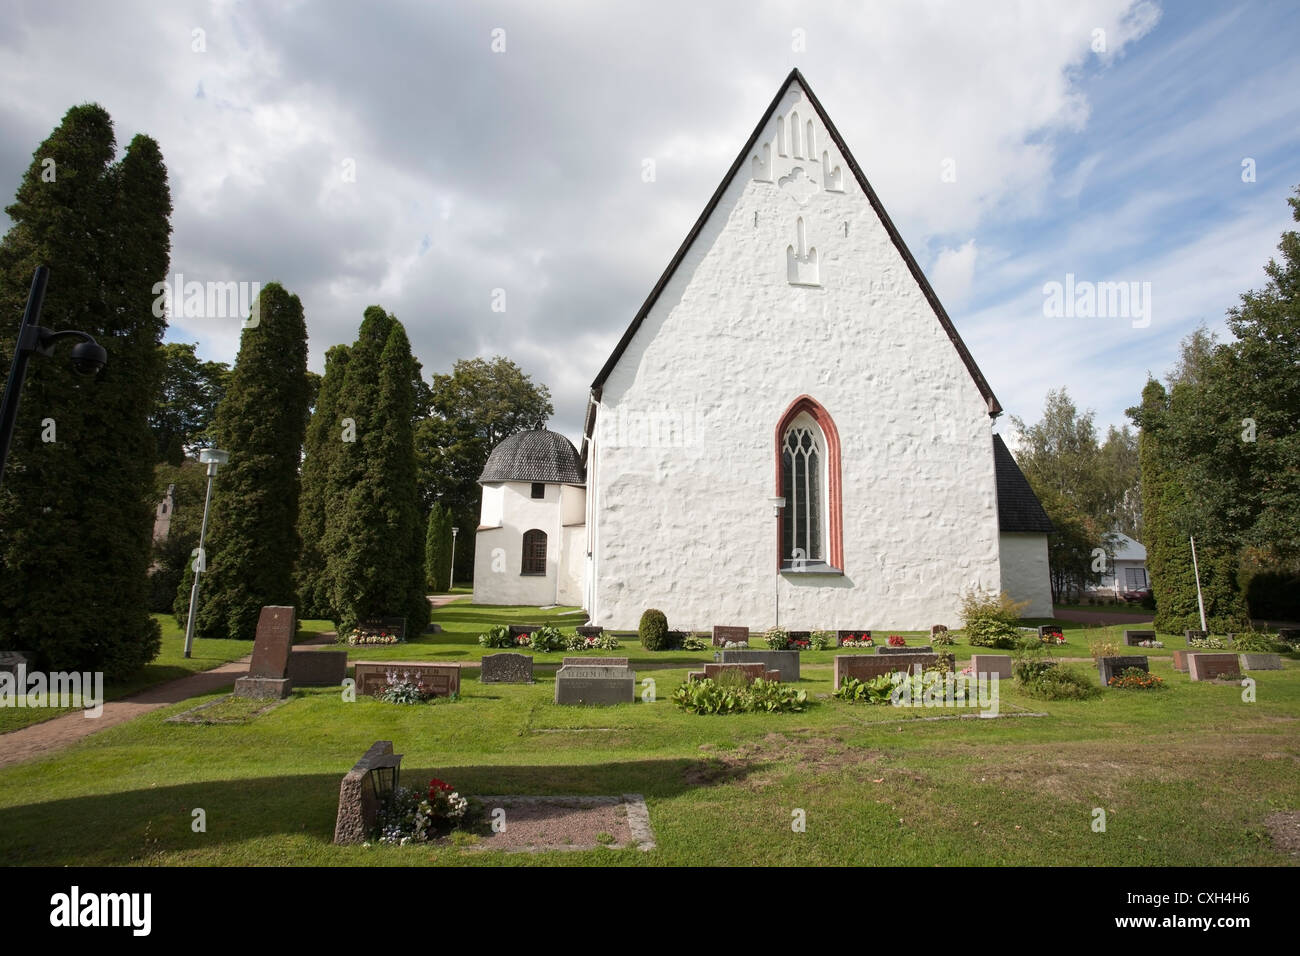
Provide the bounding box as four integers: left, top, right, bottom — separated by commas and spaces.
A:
809, 631, 833, 650
763, 627, 791, 650
639, 609, 669, 650
680, 634, 708, 651
671, 677, 808, 715
959, 587, 1027, 648
477, 624, 512, 648
1021, 667, 1099, 700
1232, 632, 1285, 653
833, 674, 896, 705
530, 625, 565, 653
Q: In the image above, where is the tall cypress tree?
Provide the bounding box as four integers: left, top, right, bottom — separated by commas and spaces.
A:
324, 307, 428, 633
425, 503, 453, 592
296, 343, 350, 619
0, 106, 170, 677
195, 283, 310, 640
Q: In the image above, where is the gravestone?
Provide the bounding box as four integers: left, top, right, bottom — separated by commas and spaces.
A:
334, 740, 401, 844
1277, 628, 1299, 644
356, 617, 406, 642
836, 630, 871, 646
691, 662, 769, 684
554, 663, 635, 705
1187, 653, 1239, 682
1184, 629, 1208, 643
234, 605, 296, 699
352, 661, 461, 698
1122, 629, 1156, 647
480, 652, 534, 683
833, 653, 937, 687
1097, 655, 1149, 685
786, 630, 811, 645
509, 624, 540, 640
879, 644, 932, 655
287, 648, 348, 686
562, 657, 628, 668
930, 625, 949, 639
969, 654, 1013, 680
1172, 650, 1192, 672
712, 625, 749, 647
720, 649, 799, 681
1038, 625, 1063, 640
575, 625, 604, 638
1239, 653, 1282, 671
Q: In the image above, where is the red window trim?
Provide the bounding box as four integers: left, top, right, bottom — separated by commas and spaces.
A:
774, 395, 843, 571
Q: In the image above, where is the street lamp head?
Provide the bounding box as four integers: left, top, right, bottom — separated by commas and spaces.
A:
68, 339, 107, 375
199, 448, 230, 466
451, 527, 459, 536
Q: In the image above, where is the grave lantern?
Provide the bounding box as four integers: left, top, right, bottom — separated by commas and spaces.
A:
367, 753, 403, 803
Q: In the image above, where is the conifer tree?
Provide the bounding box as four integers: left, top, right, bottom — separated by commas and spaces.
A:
0, 105, 170, 677
324, 308, 428, 633
425, 503, 453, 592
296, 343, 350, 619
194, 283, 310, 640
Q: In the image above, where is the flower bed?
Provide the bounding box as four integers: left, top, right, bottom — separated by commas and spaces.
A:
1189, 636, 1226, 649
374, 777, 476, 845
345, 626, 401, 646
1137, 639, 1164, 648
839, 633, 874, 648
887, 635, 907, 647
671, 677, 808, 715
1107, 667, 1165, 690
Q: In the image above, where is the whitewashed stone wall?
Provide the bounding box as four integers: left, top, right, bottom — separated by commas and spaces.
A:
588, 78, 1003, 631
473, 481, 586, 607
997, 532, 1053, 617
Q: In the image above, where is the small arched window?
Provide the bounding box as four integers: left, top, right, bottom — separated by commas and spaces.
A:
521, 529, 547, 576
774, 395, 843, 571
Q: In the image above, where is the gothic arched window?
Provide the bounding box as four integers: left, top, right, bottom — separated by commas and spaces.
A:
774, 396, 843, 571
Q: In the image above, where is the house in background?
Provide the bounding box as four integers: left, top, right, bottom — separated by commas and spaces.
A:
1093, 532, 1148, 596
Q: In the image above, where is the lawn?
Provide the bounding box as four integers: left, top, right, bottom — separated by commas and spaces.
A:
0, 603, 1296, 866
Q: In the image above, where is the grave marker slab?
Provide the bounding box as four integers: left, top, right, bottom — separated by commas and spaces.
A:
712, 625, 749, 647
1038, 625, 1063, 640
554, 664, 635, 705
287, 648, 347, 686
879, 645, 932, 655
357, 617, 406, 642
575, 626, 604, 638
1122, 629, 1156, 647
1172, 650, 1192, 672
235, 605, 296, 699
836, 630, 872, 647
561, 657, 628, 668
480, 653, 534, 683
1187, 653, 1239, 682
333, 740, 400, 844
352, 661, 462, 698
1185, 630, 1208, 643
720, 649, 799, 681
1239, 653, 1282, 671
969, 655, 1012, 680
1098, 655, 1149, 685
833, 653, 937, 687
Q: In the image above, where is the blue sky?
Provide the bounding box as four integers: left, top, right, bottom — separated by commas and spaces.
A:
0, 0, 1296, 443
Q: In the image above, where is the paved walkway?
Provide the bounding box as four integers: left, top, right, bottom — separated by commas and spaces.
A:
0, 595, 468, 769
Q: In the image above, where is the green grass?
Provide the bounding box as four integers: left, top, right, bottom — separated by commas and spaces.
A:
1, 603, 1296, 866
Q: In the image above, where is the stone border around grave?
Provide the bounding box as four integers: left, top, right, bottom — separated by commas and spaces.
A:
471, 793, 655, 852
164, 693, 291, 725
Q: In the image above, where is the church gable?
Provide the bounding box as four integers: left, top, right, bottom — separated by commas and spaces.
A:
589, 68, 1001, 419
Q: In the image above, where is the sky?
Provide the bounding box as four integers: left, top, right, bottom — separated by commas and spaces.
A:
1, 0, 1297, 448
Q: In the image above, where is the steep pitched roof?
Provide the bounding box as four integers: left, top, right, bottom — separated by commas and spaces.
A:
993, 434, 1054, 534
588, 68, 1002, 421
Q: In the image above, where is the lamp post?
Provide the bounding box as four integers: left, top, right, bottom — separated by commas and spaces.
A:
1189, 535, 1208, 634
183, 447, 229, 658
767, 496, 786, 626
0, 265, 108, 489
449, 527, 459, 591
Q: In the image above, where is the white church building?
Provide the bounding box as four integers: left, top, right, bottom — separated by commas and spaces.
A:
473, 69, 1054, 629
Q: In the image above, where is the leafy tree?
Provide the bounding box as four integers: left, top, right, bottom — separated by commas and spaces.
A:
0, 105, 170, 677
193, 283, 311, 640
425, 502, 453, 592
324, 307, 429, 633
148, 459, 208, 612
151, 342, 230, 464
416, 356, 553, 581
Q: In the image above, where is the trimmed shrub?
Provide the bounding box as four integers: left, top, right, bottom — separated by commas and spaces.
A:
639, 609, 669, 651
960, 587, 1027, 648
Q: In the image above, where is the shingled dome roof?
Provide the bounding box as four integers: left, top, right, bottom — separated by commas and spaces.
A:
993, 434, 1054, 534
479, 429, 585, 485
